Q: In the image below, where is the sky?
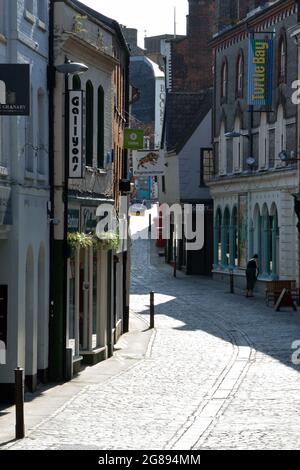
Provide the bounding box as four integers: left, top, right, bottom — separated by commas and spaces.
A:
80, 0, 189, 47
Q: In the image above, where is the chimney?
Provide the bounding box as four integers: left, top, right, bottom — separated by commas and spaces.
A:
215, 0, 238, 32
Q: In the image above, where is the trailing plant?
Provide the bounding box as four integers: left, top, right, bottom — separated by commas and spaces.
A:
67, 231, 120, 251
67, 232, 93, 250
95, 230, 120, 251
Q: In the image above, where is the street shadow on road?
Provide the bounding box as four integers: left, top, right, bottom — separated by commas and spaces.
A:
130, 238, 300, 375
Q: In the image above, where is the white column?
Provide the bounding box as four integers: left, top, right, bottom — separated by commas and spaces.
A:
96, 249, 101, 348
83, 248, 89, 350
66, 258, 70, 346
88, 246, 93, 351
74, 248, 80, 357
99, 250, 107, 349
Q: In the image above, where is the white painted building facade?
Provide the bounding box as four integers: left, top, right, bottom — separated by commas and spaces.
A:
0, 0, 50, 400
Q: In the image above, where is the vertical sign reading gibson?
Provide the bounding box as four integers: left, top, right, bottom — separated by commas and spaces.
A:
69, 90, 83, 178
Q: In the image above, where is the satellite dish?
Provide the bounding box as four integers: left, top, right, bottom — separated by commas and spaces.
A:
246, 157, 256, 167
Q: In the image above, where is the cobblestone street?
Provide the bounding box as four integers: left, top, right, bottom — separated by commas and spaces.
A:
4, 222, 300, 450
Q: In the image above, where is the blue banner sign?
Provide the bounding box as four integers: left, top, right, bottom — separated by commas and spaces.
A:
247, 39, 273, 106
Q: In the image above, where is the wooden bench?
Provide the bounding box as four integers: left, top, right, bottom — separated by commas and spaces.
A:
265, 280, 298, 306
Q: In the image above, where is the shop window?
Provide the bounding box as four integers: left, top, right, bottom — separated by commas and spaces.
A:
86, 81, 94, 167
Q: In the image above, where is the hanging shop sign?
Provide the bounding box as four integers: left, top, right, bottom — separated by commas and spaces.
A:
0, 187, 12, 226
124, 129, 144, 150
247, 38, 273, 106
69, 90, 83, 178
0, 64, 30, 116
132, 150, 165, 177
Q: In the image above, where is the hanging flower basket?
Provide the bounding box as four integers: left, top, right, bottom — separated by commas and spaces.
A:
95, 231, 120, 251
67, 231, 120, 252
67, 232, 94, 250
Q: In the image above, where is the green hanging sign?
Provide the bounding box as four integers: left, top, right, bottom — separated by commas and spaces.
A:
124, 129, 144, 150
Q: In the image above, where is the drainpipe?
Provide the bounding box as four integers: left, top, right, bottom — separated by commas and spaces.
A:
48, 0, 56, 380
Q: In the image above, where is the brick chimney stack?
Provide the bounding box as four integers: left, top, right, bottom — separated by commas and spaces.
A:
172, 0, 215, 92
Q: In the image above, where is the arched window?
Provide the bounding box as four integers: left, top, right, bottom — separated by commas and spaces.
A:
219, 122, 227, 175
86, 81, 94, 167
275, 105, 286, 160
259, 112, 268, 169
72, 75, 81, 90
278, 33, 287, 84
97, 86, 104, 168
221, 59, 228, 100
233, 117, 242, 172
236, 53, 244, 97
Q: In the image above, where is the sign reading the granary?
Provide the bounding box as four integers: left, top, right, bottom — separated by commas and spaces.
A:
0, 64, 30, 116
132, 150, 165, 177
68, 209, 80, 232
124, 129, 144, 150
0, 187, 12, 226
69, 90, 83, 178
247, 39, 273, 106
0, 285, 8, 364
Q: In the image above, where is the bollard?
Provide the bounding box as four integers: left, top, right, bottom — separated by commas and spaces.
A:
148, 213, 151, 235
229, 269, 234, 294
173, 239, 177, 278
150, 291, 155, 329
15, 367, 25, 439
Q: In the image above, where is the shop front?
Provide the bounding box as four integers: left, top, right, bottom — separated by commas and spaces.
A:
66, 199, 116, 372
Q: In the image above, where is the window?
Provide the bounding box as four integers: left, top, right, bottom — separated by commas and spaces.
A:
200, 148, 213, 185
25, 86, 34, 172
85, 81, 94, 167
25, 0, 33, 13
236, 53, 244, 98
0, 0, 5, 35
221, 59, 228, 100
97, 86, 104, 168
233, 118, 242, 172
37, 0, 46, 22
278, 34, 287, 84
275, 105, 286, 163
219, 122, 227, 175
259, 113, 268, 169
72, 75, 81, 90
37, 89, 46, 175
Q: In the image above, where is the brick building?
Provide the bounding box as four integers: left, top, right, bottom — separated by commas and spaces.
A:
209, 0, 299, 289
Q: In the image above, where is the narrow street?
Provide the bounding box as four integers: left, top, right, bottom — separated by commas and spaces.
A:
3, 209, 300, 450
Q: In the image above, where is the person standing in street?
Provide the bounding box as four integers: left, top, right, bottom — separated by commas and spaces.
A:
246, 254, 259, 297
